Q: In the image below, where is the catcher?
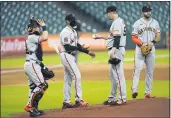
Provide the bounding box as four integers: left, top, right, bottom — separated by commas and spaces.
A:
24, 17, 54, 117
131, 5, 160, 99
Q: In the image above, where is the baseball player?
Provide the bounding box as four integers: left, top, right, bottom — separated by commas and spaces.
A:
131, 5, 160, 99
93, 6, 127, 105
24, 17, 49, 117
59, 14, 96, 109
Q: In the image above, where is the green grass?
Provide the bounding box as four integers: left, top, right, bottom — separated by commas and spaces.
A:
1, 49, 169, 117
1, 49, 169, 68
1, 80, 169, 118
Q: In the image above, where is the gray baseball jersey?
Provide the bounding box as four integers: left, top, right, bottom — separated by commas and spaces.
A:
60, 27, 78, 53
106, 17, 126, 49
60, 26, 83, 103
131, 17, 160, 95
106, 17, 127, 103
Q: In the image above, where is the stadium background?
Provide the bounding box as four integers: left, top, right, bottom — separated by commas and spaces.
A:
1, 1, 170, 117
1, 1, 170, 55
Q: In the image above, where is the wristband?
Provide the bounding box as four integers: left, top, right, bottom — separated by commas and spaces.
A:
151, 40, 157, 44
42, 26, 47, 31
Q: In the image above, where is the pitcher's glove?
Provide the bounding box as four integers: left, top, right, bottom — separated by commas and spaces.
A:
141, 43, 153, 56
40, 63, 55, 80
108, 58, 121, 65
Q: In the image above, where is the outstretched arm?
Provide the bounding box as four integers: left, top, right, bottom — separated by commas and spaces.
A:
64, 43, 95, 58
92, 34, 108, 40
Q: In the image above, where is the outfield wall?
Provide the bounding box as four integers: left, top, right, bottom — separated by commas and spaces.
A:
1, 32, 168, 56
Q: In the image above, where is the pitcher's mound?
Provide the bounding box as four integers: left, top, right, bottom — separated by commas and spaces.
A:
11, 98, 169, 118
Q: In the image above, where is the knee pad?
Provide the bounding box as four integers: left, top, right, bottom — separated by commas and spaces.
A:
32, 82, 48, 102
38, 82, 48, 93
29, 83, 36, 90
32, 90, 43, 108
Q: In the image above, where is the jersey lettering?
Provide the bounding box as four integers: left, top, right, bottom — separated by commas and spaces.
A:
138, 27, 156, 35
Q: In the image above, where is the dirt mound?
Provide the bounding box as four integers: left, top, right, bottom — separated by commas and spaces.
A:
11, 98, 169, 118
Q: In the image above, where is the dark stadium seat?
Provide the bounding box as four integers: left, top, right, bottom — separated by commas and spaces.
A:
1, 1, 169, 36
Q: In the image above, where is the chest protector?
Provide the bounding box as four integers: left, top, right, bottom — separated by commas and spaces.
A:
36, 43, 43, 61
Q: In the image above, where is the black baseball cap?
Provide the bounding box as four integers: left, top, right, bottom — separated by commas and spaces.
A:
142, 5, 152, 12
104, 6, 117, 14
65, 14, 76, 21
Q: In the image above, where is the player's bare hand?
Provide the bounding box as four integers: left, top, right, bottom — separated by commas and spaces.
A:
82, 44, 90, 50
37, 19, 46, 26
88, 51, 96, 58
109, 47, 116, 58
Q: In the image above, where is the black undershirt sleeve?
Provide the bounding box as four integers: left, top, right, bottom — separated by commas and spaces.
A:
113, 36, 121, 49
64, 44, 77, 52
64, 43, 89, 54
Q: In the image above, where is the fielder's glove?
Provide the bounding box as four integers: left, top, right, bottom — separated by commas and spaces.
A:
108, 58, 121, 65
40, 63, 55, 80
140, 43, 153, 56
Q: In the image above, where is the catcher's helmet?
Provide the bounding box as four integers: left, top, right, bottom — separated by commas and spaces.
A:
65, 14, 77, 28
27, 17, 40, 31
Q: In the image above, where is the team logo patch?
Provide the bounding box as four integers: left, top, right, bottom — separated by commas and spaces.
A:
64, 37, 68, 42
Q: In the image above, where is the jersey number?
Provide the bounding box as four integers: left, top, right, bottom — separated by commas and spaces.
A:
123, 26, 126, 36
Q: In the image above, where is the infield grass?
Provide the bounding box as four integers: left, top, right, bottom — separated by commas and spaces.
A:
1, 49, 169, 117
1, 49, 169, 69
1, 80, 169, 118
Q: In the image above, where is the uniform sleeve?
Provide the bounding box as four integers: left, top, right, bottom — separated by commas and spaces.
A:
110, 21, 122, 36
155, 21, 160, 33
61, 31, 71, 45
132, 22, 138, 35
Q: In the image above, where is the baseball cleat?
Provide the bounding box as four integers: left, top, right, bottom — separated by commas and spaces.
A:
132, 92, 138, 99
62, 102, 75, 109
38, 110, 45, 115
29, 109, 42, 117
103, 100, 117, 105
75, 100, 88, 107
145, 94, 155, 98
110, 101, 127, 106
24, 104, 35, 112
103, 100, 112, 105
24, 105, 43, 117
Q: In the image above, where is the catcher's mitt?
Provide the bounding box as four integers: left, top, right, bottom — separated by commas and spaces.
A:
41, 67, 55, 80
141, 43, 153, 56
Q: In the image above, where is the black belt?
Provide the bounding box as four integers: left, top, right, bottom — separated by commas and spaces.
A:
26, 60, 39, 64
67, 52, 76, 56
26, 52, 33, 55
107, 46, 124, 51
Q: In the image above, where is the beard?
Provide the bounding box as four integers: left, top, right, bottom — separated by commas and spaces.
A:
143, 13, 151, 19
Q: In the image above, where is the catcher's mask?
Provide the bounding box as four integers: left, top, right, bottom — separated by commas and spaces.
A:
27, 17, 41, 35
65, 14, 77, 28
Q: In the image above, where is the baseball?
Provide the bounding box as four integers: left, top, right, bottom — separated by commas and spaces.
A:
92, 34, 97, 39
